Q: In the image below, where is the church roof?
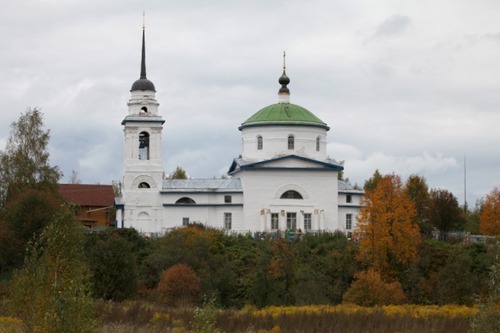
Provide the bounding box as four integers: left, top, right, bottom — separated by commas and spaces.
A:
239, 103, 329, 130
161, 178, 242, 193
338, 180, 364, 193
131, 26, 156, 92
239, 55, 329, 131
228, 154, 343, 175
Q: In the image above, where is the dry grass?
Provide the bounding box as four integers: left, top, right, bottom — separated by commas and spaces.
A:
0, 302, 485, 333
92, 302, 478, 333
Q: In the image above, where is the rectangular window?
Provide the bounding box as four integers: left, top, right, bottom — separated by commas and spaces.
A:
224, 195, 232, 203
304, 213, 312, 230
346, 214, 352, 230
346, 194, 352, 203
286, 212, 297, 230
182, 217, 189, 226
288, 135, 294, 150
224, 212, 232, 230
271, 213, 279, 229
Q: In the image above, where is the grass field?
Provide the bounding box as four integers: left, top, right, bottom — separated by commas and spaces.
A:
0, 303, 484, 333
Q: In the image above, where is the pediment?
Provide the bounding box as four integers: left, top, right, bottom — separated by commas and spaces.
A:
228, 155, 343, 174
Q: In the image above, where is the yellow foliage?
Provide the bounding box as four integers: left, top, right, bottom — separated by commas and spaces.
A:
249, 304, 481, 320
258, 325, 281, 333
0, 317, 22, 325
149, 312, 171, 327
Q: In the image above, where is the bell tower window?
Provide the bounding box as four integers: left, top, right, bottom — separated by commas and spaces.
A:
139, 131, 150, 160
141, 106, 148, 113
138, 182, 150, 188
288, 135, 294, 150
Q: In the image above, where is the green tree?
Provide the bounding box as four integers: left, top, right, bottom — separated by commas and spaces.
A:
0, 108, 61, 206
292, 232, 357, 305
170, 166, 188, 179
428, 189, 465, 239
470, 261, 500, 333
405, 174, 432, 236
86, 231, 139, 301
465, 199, 483, 234
0, 189, 61, 271
9, 206, 95, 333
363, 169, 383, 192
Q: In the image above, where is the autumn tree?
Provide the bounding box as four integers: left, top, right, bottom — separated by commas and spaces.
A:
356, 174, 420, 276
157, 263, 202, 306
405, 174, 432, 235
343, 268, 406, 306
9, 206, 94, 332
428, 189, 465, 238
480, 187, 500, 236
0, 108, 61, 206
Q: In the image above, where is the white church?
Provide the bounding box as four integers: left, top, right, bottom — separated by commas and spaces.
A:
115, 28, 363, 237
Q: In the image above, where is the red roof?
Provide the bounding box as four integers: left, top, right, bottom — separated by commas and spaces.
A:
58, 184, 115, 207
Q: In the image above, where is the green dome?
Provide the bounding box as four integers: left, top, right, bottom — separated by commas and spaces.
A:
239, 103, 330, 130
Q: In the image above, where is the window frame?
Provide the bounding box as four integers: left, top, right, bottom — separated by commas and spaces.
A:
304, 213, 312, 230
271, 213, 279, 230
286, 212, 297, 230
287, 135, 294, 150
138, 131, 150, 160
224, 212, 232, 230
346, 213, 352, 230
280, 190, 303, 199
257, 135, 263, 150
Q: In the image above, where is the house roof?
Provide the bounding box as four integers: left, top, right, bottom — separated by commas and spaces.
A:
58, 184, 115, 207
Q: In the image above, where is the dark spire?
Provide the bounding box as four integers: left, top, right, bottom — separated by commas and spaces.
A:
131, 13, 156, 92
278, 51, 290, 94
140, 25, 147, 79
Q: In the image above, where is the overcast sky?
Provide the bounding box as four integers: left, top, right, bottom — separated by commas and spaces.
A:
1, 0, 499, 206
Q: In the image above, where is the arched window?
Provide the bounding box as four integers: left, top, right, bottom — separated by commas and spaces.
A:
257, 135, 263, 150
138, 182, 150, 188
288, 135, 294, 150
141, 106, 148, 113
139, 131, 150, 160
175, 197, 196, 204
316, 136, 320, 152
280, 190, 303, 199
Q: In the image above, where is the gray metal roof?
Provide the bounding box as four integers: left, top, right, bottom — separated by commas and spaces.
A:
162, 178, 242, 192
338, 180, 364, 193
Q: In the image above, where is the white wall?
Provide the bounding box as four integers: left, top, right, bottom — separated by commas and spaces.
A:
241, 126, 328, 161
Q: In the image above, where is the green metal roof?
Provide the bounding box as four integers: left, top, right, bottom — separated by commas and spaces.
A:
239, 103, 329, 130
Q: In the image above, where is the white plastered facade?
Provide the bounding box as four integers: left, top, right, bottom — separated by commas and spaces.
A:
117, 38, 362, 236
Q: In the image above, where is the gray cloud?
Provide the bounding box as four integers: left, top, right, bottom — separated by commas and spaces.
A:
1, 0, 499, 206
373, 14, 412, 39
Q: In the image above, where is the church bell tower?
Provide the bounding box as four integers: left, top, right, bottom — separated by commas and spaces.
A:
122, 24, 164, 194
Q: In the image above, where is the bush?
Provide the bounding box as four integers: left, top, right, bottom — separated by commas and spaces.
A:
157, 263, 201, 306
343, 268, 406, 306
